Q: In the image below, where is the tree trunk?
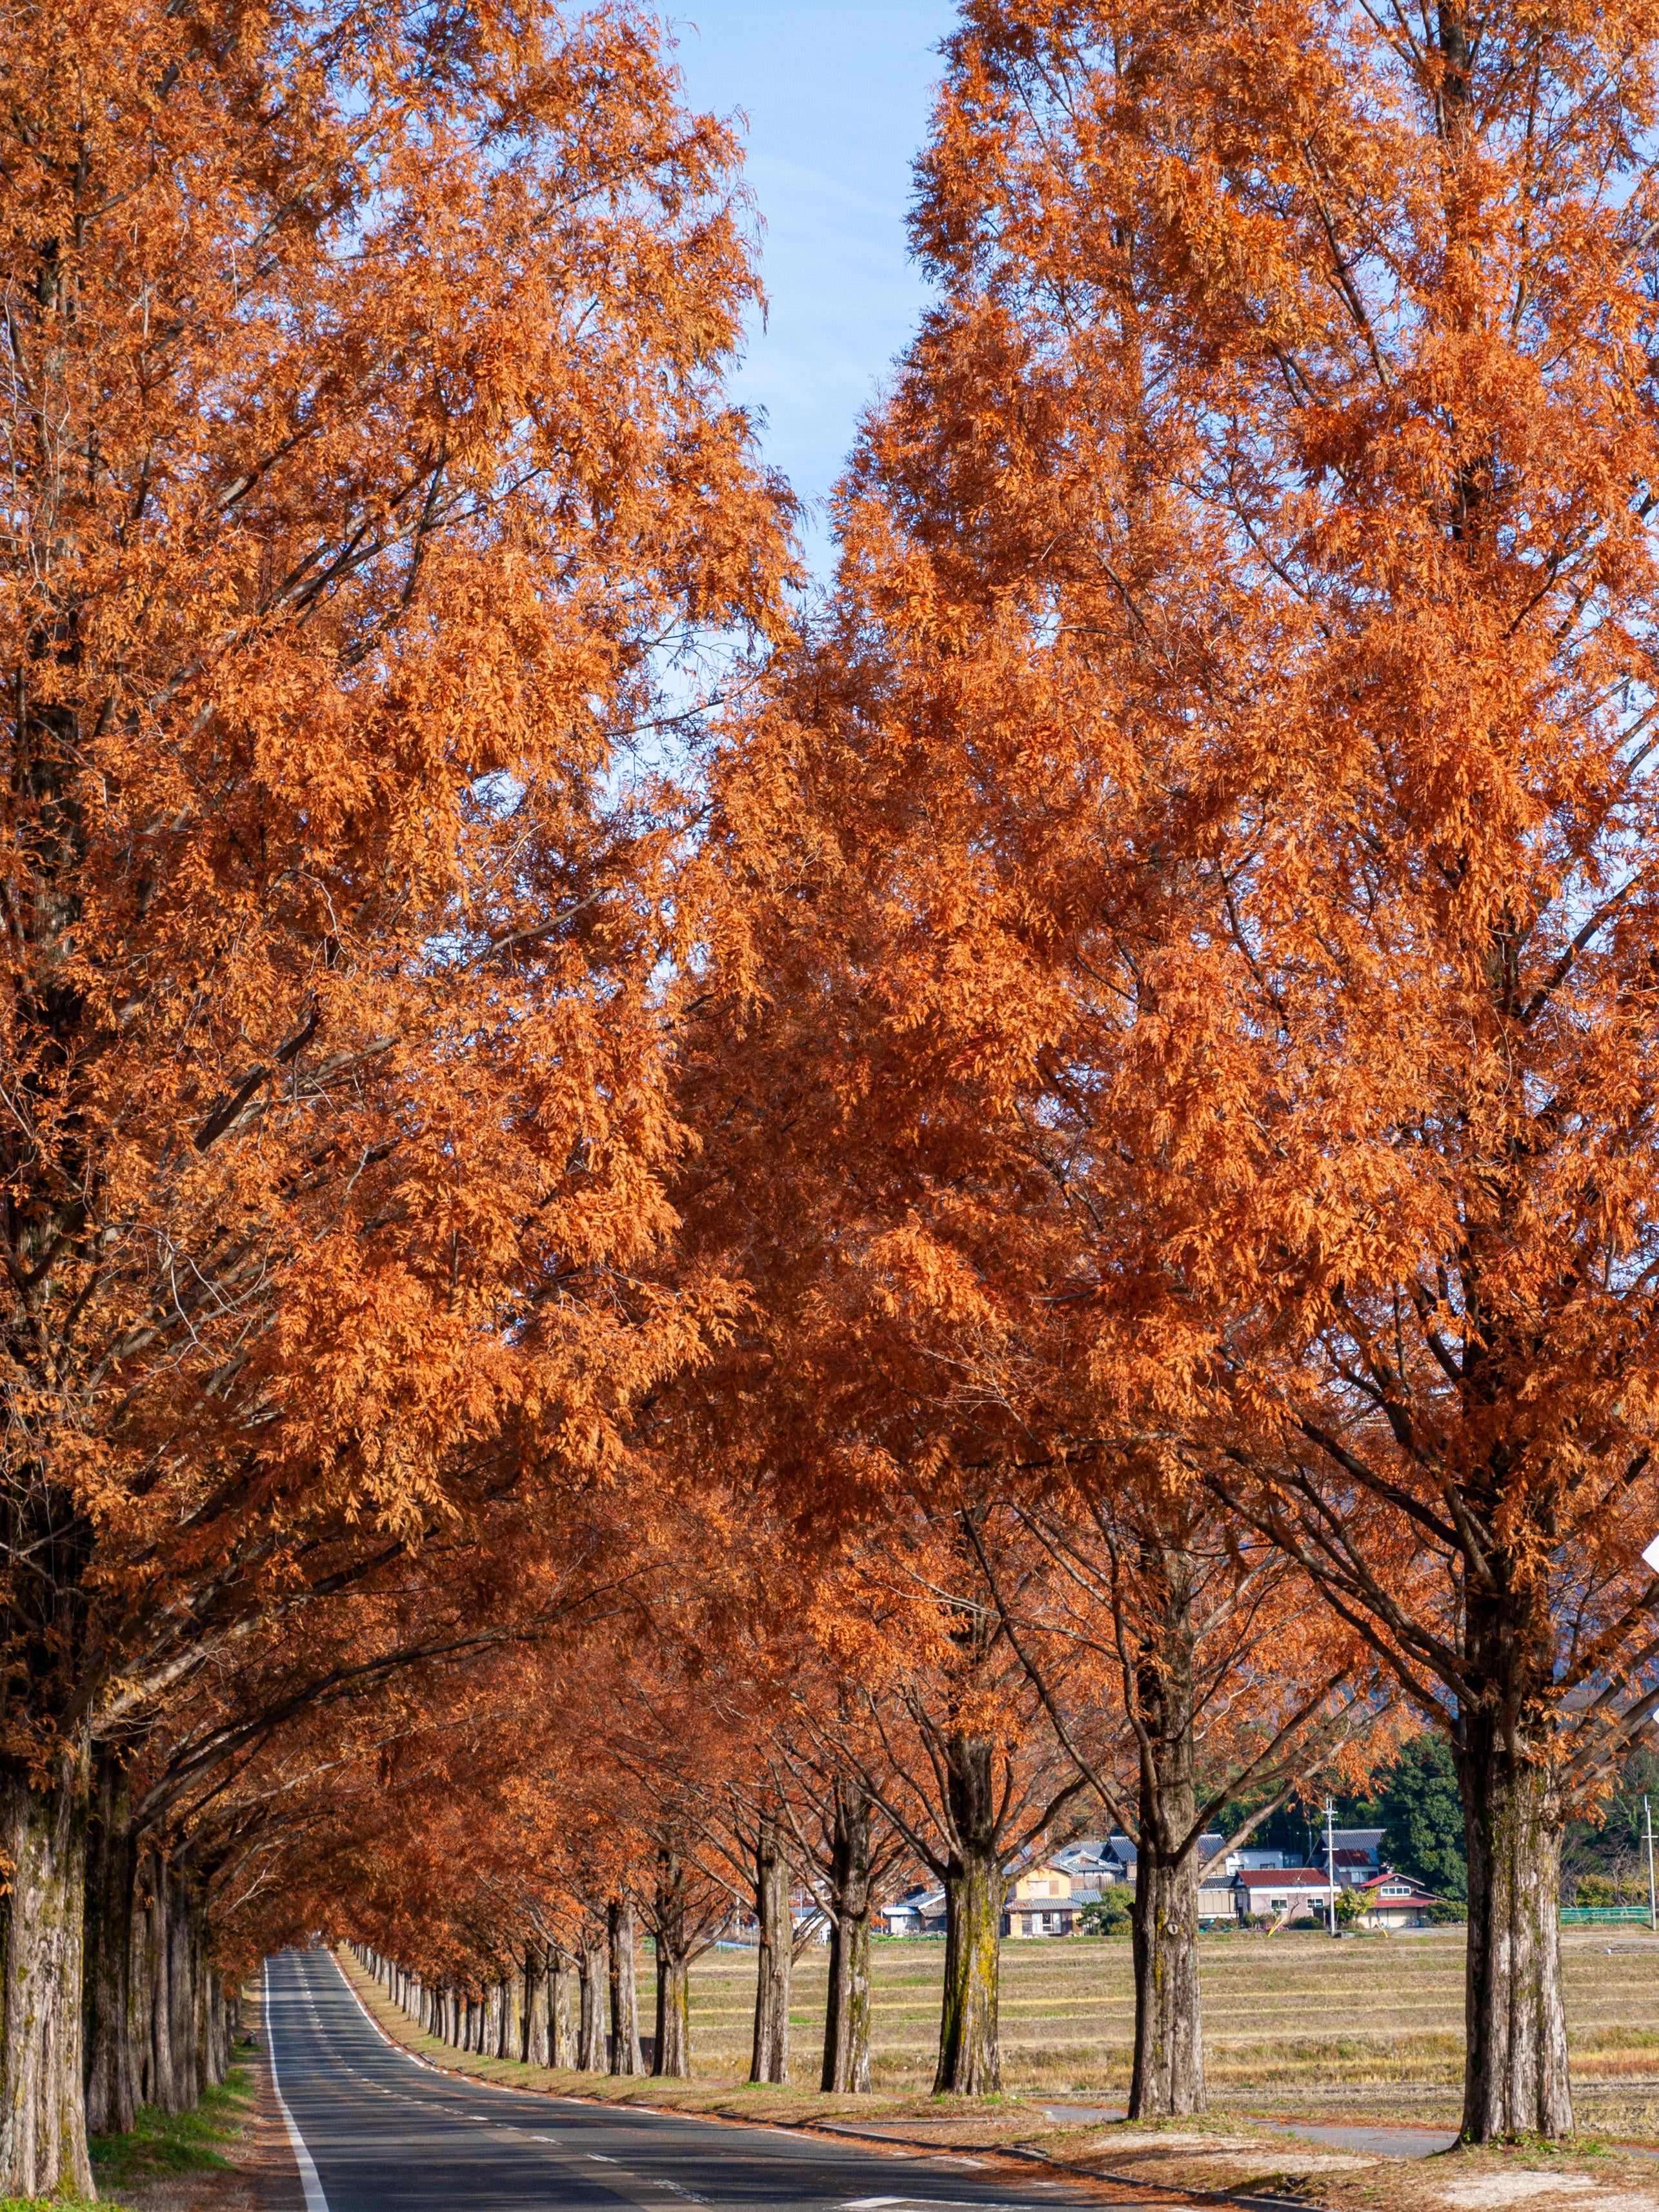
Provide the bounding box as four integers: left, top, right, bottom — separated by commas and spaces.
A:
165, 1860, 202, 2113
652, 1850, 692, 2079
1129, 1847, 1202, 2116
608, 1898, 643, 2075
83, 1749, 139, 2135
189, 1879, 212, 2097
934, 1734, 1001, 2095
129, 1864, 151, 2107
141, 1847, 174, 2111
524, 1948, 548, 2065
206, 1971, 230, 2087
749, 1812, 792, 2084
551, 1950, 576, 2067
1458, 1721, 1572, 2141
577, 1935, 607, 2069
821, 1777, 874, 2093
1128, 1543, 1204, 2119
0, 1749, 95, 2199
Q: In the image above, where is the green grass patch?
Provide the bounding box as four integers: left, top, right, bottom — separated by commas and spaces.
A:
88, 2052, 255, 2192
0, 2200, 113, 2211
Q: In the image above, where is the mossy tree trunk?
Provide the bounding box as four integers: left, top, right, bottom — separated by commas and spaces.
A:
934, 1734, 1001, 2095
525, 1946, 549, 2065
652, 1851, 692, 2078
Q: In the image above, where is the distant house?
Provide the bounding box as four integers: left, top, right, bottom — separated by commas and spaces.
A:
878, 1885, 946, 1936
1197, 1853, 1238, 1923
1347, 1869, 1443, 1930
1005, 1834, 1238, 1933
1099, 1835, 1140, 1882
1233, 1865, 1335, 1922
1005, 1859, 1083, 1936
1065, 1833, 1226, 1884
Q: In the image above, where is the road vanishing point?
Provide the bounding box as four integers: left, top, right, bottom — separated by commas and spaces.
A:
262, 1948, 1152, 2212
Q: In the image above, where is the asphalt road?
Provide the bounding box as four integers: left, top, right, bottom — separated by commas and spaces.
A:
263, 1948, 1145, 2212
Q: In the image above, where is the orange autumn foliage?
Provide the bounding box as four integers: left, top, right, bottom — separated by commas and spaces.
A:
0, 0, 790, 2188
0, 0, 789, 1764
697, 0, 1659, 2143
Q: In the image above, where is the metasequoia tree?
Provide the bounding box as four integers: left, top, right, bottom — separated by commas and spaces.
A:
212, 1625, 651, 2062
965, 1487, 1387, 2113
694, 0, 1659, 2142
83, 1477, 648, 2130
0, 0, 788, 2189
768, 1740, 910, 2094
640, 1839, 730, 2080
790, 1519, 1087, 2095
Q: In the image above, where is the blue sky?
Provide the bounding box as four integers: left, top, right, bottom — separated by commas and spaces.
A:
668, 3, 960, 571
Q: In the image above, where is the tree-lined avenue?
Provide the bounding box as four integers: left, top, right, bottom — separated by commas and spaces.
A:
263, 1948, 1132, 2212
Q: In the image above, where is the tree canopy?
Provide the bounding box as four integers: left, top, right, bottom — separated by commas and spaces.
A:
4, 0, 1659, 2186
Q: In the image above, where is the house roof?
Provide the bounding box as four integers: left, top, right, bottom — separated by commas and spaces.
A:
1360, 1868, 1442, 1900
883, 1887, 945, 1918
1082, 1832, 1224, 1869
1236, 1866, 1332, 1889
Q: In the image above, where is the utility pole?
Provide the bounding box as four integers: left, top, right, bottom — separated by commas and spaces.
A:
1645, 1796, 1656, 1935
1327, 1798, 1339, 1937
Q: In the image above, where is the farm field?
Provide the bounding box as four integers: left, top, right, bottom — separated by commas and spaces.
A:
686, 1929, 1659, 2135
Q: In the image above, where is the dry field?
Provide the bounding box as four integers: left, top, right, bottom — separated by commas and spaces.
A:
343, 1944, 1659, 2212
686, 1929, 1659, 2134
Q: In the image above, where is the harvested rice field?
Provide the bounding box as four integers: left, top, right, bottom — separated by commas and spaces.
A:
685, 1929, 1659, 2133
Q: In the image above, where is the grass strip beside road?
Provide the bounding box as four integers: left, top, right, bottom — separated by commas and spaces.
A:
88, 2055, 257, 2197
0, 2062, 255, 2212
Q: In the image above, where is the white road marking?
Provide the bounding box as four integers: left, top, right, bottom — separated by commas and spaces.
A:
265, 1958, 332, 2212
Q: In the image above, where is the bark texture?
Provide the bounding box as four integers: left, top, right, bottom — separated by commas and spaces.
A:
0, 1753, 95, 2199
83, 1750, 139, 2135
652, 1852, 692, 2078
577, 1936, 607, 2069
551, 1951, 576, 2067
607, 1899, 643, 2074
525, 1948, 549, 2066
749, 1812, 792, 2084
934, 1735, 1001, 2095
1128, 1545, 1204, 2119
1459, 1720, 1572, 2141
821, 1777, 873, 2093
